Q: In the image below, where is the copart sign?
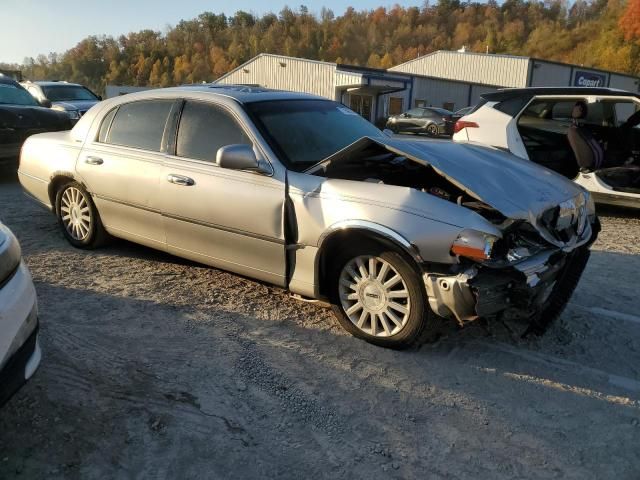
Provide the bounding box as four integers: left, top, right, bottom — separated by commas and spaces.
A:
573, 70, 607, 87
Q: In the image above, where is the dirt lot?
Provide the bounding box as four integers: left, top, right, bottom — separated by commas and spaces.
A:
1, 171, 639, 479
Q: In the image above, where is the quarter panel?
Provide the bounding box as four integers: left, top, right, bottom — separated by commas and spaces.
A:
287, 171, 493, 265
18, 133, 82, 209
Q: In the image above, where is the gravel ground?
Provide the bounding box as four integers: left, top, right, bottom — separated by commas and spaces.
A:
1, 171, 639, 479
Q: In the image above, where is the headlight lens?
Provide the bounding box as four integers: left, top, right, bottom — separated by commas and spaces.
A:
451, 229, 497, 261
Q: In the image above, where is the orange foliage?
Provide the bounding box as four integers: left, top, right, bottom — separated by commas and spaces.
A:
619, 0, 640, 40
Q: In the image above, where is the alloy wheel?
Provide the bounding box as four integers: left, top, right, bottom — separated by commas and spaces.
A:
60, 186, 91, 241
338, 255, 411, 337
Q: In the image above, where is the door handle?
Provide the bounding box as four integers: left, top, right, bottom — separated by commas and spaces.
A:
85, 156, 104, 165
167, 174, 195, 186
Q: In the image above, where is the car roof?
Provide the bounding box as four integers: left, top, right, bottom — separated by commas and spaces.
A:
163, 84, 325, 103
0, 75, 21, 87
24, 81, 84, 87
483, 87, 640, 102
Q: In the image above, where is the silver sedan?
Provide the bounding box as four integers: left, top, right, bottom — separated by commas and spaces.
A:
18, 86, 599, 348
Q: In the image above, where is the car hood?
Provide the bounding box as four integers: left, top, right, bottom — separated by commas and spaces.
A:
308, 136, 584, 221
52, 100, 99, 111
0, 104, 70, 129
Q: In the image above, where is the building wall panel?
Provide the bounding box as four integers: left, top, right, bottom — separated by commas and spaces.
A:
609, 74, 640, 93
217, 54, 336, 99
529, 62, 571, 87
391, 51, 529, 88
411, 77, 469, 110
470, 85, 498, 105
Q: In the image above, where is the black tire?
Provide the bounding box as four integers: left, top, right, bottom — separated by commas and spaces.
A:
426, 123, 439, 137
328, 243, 434, 349
55, 181, 109, 249
525, 246, 591, 336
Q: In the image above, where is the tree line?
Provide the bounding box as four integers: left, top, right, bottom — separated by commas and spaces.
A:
2, 0, 639, 95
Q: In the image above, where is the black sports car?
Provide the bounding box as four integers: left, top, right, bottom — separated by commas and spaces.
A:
386, 107, 455, 136
0, 76, 70, 166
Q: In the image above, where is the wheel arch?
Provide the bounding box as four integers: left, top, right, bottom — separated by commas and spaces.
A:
314, 221, 423, 298
48, 172, 87, 211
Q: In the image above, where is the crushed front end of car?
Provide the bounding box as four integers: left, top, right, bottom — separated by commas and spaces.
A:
306, 136, 601, 335
424, 193, 599, 335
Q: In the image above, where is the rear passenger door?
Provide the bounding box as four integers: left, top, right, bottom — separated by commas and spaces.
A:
159, 99, 287, 286
77, 99, 178, 250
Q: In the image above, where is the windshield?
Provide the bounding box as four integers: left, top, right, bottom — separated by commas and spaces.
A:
246, 99, 383, 171
42, 85, 98, 102
0, 82, 39, 106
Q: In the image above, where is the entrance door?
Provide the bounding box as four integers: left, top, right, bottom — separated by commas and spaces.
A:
349, 94, 373, 121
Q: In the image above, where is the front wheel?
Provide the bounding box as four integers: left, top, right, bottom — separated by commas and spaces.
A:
329, 246, 431, 349
56, 181, 109, 249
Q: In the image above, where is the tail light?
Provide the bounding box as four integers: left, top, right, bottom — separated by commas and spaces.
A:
453, 120, 479, 134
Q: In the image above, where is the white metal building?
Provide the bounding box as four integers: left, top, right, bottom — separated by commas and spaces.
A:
217, 54, 413, 125
390, 50, 640, 93
216, 53, 504, 125
216, 51, 640, 124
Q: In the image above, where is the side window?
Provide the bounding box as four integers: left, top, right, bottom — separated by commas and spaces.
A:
176, 101, 250, 162
613, 102, 638, 126
106, 100, 174, 151
97, 107, 117, 143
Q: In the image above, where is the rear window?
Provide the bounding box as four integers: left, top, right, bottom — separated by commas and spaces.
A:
494, 96, 531, 117
42, 85, 98, 102
106, 100, 173, 151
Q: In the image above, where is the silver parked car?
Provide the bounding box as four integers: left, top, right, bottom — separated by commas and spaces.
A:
18, 86, 599, 348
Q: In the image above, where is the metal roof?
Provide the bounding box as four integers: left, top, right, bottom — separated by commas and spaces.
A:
483, 87, 640, 101
393, 50, 640, 82
22, 80, 84, 87
163, 84, 326, 103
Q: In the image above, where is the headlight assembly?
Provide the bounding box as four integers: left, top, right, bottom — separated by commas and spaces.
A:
451, 229, 497, 261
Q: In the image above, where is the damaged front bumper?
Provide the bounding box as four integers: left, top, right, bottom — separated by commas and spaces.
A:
423, 221, 598, 327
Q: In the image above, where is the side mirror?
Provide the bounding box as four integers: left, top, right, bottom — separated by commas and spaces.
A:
97, 95, 103, 101
39, 99, 52, 108
216, 144, 268, 173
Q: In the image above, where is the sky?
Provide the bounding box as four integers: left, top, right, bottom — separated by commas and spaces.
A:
0, 0, 421, 64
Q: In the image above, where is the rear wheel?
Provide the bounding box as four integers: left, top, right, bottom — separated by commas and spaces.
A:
329, 244, 432, 349
426, 124, 439, 137
56, 181, 109, 249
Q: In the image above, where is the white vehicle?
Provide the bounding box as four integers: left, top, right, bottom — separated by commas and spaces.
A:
0, 221, 40, 406
453, 87, 640, 209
